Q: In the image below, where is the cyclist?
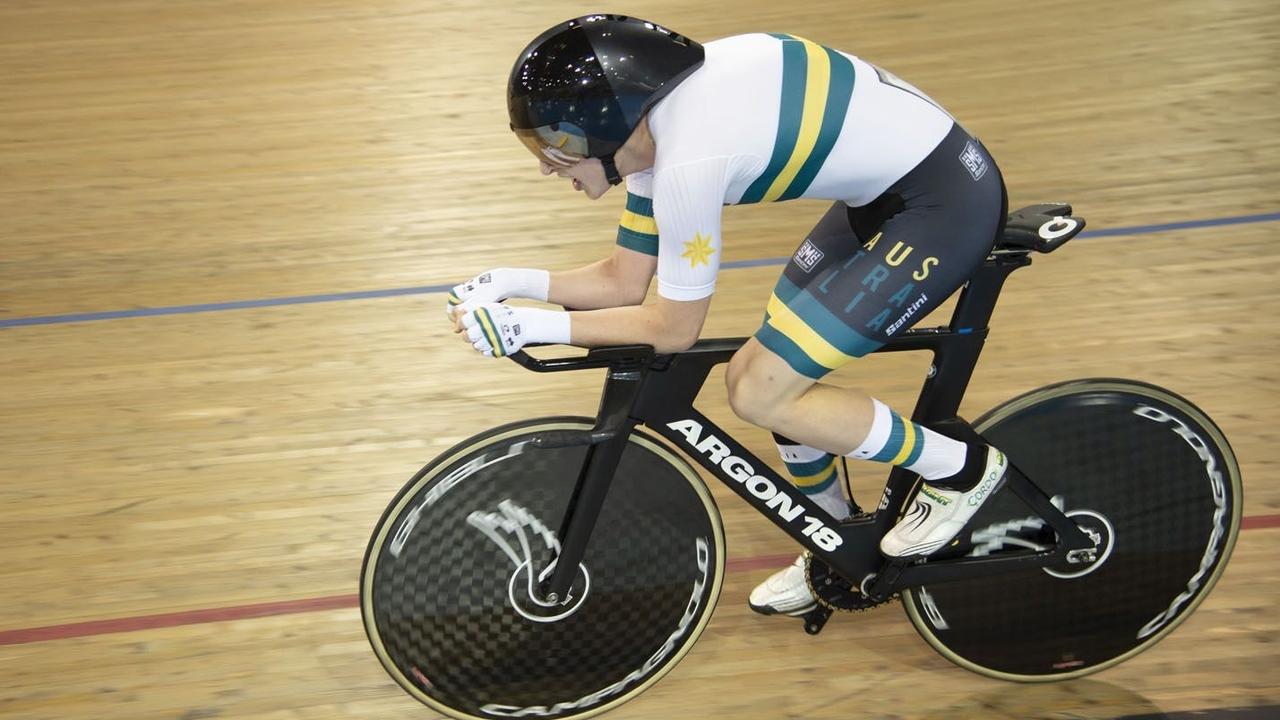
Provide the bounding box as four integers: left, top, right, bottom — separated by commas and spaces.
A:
448, 15, 1010, 618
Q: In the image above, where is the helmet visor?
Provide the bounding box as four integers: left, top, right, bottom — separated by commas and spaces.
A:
512, 122, 590, 166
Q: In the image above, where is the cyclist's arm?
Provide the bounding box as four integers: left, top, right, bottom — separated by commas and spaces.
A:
560, 158, 726, 352
546, 173, 662, 310
553, 162, 724, 352
567, 295, 711, 353
547, 245, 656, 310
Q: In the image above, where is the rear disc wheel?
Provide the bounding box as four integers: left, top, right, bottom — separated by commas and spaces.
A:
902, 379, 1241, 680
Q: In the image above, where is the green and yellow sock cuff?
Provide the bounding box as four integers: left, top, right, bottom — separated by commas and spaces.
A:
795, 468, 838, 495
871, 411, 924, 465
784, 454, 836, 480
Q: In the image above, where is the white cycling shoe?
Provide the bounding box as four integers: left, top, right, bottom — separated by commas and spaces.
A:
880, 446, 1009, 558
748, 554, 817, 616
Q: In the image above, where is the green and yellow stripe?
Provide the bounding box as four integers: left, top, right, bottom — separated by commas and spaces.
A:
788, 455, 838, 492
739, 34, 856, 205
617, 192, 659, 256
754, 275, 882, 378
473, 307, 505, 357
870, 411, 926, 466
763, 293, 855, 372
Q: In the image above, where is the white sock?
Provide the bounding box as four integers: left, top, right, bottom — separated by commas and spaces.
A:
848, 398, 966, 481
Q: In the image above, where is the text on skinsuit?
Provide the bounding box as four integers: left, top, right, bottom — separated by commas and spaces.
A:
829, 234, 941, 334
886, 293, 929, 337
666, 419, 843, 552
959, 140, 989, 181
794, 238, 824, 272
1132, 405, 1229, 639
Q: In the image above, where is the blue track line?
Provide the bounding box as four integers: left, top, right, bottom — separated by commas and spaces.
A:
3, 210, 1278, 329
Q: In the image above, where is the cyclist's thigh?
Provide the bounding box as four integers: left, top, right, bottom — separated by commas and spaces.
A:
754, 200, 868, 380
755, 125, 1005, 379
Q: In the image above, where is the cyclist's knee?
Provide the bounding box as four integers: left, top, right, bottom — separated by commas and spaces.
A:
725, 342, 803, 430
726, 360, 773, 428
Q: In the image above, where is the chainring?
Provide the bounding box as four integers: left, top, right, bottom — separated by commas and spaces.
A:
803, 551, 898, 613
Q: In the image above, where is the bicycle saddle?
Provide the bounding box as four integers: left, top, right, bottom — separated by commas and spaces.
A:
997, 203, 1086, 253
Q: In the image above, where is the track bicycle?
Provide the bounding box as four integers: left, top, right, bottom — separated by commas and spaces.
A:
360, 203, 1242, 719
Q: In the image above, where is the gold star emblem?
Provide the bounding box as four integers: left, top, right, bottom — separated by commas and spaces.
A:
681, 233, 716, 268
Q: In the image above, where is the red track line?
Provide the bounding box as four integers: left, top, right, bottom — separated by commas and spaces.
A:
1242, 514, 1280, 530
1, 516, 1276, 647
0, 594, 358, 647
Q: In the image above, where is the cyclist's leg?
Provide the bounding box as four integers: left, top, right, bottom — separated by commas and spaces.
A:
757, 201, 864, 514
728, 124, 1008, 559
743, 203, 859, 616
735, 196, 981, 609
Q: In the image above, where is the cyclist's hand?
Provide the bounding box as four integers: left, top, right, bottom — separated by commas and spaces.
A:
446, 268, 550, 320
459, 303, 570, 358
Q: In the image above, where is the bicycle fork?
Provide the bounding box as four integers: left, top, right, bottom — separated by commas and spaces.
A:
528, 348, 654, 602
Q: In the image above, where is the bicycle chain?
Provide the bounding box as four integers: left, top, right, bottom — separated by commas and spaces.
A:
802, 512, 900, 613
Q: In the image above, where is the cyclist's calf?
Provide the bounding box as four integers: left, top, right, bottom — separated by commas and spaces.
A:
725, 338, 884, 458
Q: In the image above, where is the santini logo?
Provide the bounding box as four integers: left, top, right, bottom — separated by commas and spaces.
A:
959, 140, 988, 181
666, 419, 843, 552
793, 238, 825, 272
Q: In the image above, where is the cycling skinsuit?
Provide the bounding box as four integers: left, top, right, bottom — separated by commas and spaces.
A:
614, 33, 1006, 378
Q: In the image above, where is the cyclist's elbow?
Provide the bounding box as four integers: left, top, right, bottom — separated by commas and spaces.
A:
655, 332, 699, 354
653, 317, 702, 353
604, 248, 656, 307
649, 296, 708, 353
619, 284, 649, 307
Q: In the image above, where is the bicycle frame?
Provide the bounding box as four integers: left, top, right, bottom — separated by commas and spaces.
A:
512, 248, 1095, 603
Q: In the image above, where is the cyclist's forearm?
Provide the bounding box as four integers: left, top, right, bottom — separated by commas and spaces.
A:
568, 299, 708, 354
549, 253, 651, 310
569, 305, 683, 352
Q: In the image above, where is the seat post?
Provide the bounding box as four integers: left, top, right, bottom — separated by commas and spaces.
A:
906, 252, 1031, 423
949, 252, 1031, 333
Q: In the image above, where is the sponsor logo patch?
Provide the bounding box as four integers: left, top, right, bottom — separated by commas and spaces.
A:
794, 238, 825, 272
959, 140, 989, 181
920, 485, 951, 506
886, 292, 929, 337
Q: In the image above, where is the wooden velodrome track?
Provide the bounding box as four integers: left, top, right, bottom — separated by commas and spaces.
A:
2, 1, 1277, 718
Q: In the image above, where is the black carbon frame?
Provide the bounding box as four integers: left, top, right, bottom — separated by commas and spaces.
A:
515, 250, 1093, 600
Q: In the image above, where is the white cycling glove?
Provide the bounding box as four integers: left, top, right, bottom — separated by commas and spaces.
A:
460, 303, 571, 358
446, 268, 550, 318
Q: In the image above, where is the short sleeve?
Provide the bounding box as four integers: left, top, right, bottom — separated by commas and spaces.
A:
616, 171, 658, 256
653, 159, 730, 301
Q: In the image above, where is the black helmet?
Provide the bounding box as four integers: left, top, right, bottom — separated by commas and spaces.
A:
508, 14, 704, 171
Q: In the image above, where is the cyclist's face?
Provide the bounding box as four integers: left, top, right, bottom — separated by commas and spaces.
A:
540, 158, 611, 200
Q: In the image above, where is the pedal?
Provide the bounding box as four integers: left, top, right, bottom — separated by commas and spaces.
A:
801, 605, 833, 635
805, 552, 898, 613
795, 553, 899, 638
865, 558, 912, 602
